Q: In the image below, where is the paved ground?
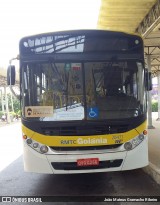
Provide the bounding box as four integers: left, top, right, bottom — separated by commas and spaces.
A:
148, 112, 160, 167
0, 121, 22, 171
0, 119, 20, 127
143, 112, 160, 184
0, 120, 160, 204
1, 156, 160, 205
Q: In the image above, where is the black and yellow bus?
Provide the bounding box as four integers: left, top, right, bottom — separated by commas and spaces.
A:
8, 30, 151, 173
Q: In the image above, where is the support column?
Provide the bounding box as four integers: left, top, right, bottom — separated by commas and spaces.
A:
157, 71, 160, 121
0, 89, 3, 112
4, 86, 11, 124
10, 91, 14, 113
2, 91, 4, 113
146, 55, 154, 129
0, 88, 5, 112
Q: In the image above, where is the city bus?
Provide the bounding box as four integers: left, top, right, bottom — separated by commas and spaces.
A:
8, 30, 151, 174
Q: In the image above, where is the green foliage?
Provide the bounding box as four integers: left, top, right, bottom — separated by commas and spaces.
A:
152, 101, 158, 112
17, 110, 21, 118
9, 111, 16, 117
0, 93, 20, 115
0, 111, 4, 118
7, 93, 20, 113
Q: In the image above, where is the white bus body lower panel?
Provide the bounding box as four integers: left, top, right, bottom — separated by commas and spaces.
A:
23, 138, 148, 174
122, 137, 148, 170
23, 144, 53, 174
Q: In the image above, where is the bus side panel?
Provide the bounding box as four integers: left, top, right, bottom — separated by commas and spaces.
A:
122, 137, 148, 170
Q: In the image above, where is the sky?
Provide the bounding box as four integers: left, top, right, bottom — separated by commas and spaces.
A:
0, 0, 101, 67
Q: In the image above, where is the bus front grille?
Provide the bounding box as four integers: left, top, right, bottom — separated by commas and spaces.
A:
50, 144, 122, 151
51, 159, 123, 170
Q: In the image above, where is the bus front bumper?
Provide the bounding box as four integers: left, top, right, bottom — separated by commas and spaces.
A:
23, 138, 148, 174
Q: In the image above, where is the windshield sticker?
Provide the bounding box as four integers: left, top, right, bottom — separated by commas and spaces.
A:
64, 63, 71, 71
25, 106, 53, 118
71, 63, 81, 71
43, 104, 84, 121
87, 107, 99, 118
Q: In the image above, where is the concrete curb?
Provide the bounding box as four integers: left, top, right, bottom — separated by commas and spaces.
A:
143, 162, 160, 185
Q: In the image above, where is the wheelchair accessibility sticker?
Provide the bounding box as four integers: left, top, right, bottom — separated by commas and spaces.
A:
87, 107, 99, 118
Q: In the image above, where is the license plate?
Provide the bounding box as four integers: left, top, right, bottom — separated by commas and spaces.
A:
77, 158, 99, 167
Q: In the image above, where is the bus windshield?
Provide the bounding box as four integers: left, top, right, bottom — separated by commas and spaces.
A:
22, 60, 146, 121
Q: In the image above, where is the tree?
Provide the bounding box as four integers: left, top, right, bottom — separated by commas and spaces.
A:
0, 93, 20, 114
8, 93, 20, 113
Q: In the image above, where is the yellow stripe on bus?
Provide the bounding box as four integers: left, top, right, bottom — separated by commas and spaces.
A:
22, 121, 147, 147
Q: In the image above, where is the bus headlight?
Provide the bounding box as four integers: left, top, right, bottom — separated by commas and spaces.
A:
40, 145, 48, 154
124, 134, 145, 151
124, 142, 132, 151
26, 138, 32, 145
24, 136, 49, 154
33, 142, 39, 148
138, 134, 144, 141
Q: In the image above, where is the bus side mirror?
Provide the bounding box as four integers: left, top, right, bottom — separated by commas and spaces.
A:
7, 65, 15, 85
145, 71, 152, 91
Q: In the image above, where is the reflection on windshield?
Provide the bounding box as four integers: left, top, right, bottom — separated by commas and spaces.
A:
21, 61, 146, 121
85, 62, 146, 120
21, 33, 132, 55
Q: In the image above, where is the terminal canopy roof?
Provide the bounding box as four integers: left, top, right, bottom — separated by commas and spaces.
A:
97, 0, 160, 76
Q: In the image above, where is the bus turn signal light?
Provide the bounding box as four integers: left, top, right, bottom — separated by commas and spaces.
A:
143, 130, 147, 135
23, 135, 27, 140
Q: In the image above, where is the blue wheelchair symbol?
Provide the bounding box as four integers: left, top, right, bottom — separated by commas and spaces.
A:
88, 107, 99, 118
